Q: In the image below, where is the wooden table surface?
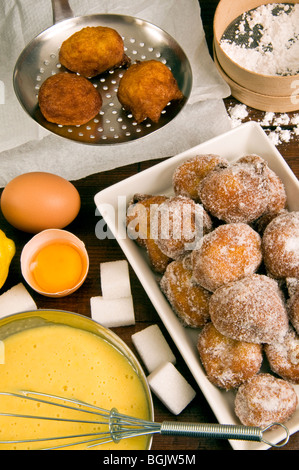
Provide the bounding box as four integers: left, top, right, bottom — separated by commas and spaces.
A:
0, 0, 298, 452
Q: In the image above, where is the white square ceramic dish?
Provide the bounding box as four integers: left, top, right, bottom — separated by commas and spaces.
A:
94, 122, 299, 450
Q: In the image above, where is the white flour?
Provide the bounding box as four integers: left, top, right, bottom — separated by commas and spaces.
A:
227, 103, 299, 146
227, 103, 249, 127
220, 3, 299, 76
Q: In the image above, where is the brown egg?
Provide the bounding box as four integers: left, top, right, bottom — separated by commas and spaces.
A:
0, 172, 81, 233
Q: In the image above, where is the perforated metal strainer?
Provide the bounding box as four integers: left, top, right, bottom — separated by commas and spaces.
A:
13, 1, 192, 145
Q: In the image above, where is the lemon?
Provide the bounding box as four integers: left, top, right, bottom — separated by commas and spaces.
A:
0, 230, 15, 288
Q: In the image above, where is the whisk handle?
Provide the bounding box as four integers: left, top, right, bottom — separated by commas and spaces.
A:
160, 422, 289, 448
160, 422, 261, 441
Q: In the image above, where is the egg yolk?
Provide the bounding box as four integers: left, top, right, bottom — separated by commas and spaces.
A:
31, 242, 84, 293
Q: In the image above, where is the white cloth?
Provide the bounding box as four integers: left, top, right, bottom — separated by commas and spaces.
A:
0, 0, 231, 186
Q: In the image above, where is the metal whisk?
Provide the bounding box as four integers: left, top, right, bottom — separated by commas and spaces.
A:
0, 391, 289, 449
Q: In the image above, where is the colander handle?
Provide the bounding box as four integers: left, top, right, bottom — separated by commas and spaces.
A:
160, 422, 289, 448
51, 0, 74, 24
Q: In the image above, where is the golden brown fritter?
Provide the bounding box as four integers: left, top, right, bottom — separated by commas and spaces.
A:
235, 373, 298, 428
199, 159, 269, 224
265, 327, 299, 384
238, 154, 287, 216
59, 26, 129, 78
154, 196, 213, 260
209, 274, 289, 345
197, 323, 262, 390
160, 257, 211, 328
126, 194, 171, 274
191, 222, 262, 292
262, 211, 299, 280
288, 287, 299, 335
38, 72, 102, 126
172, 154, 229, 202
117, 60, 183, 123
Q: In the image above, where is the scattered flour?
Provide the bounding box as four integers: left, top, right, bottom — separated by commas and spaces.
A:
220, 3, 299, 76
220, 3, 299, 145
227, 103, 299, 146
227, 103, 249, 127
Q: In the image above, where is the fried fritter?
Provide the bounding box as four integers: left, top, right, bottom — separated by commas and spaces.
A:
262, 211, 299, 279
59, 26, 129, 78
265, 327, 299, 384
172, 154, 229, 202
160, 258, 211, 328
199, 158, 269, 224
126, 194, 171, 274
197, 323, 262, 390
191, 222, 262, 292
209, 274, 289, 345
235, 373, 298, 428
117, 60, 183, 123
154, 196, 213, 260
38, 72, 102, 126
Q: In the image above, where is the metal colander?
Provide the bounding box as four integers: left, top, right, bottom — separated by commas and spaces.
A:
13, 9, 192, 145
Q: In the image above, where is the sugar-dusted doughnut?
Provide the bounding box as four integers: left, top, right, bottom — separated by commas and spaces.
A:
198, 157, 270, 224
262, 211, 299, 279
238, 155, 287, 217
154, 196, 212, 260
172, 154, 229, 202
197, 323, 262, 390
286, 277, 299, 298
288, 288, 299, 335
235, 373, 298, 428
209, 274, 289, 344
191, 223, 262, 292
160, 257, 210, 328
265, 327, 299, 384
126, 194, 171, 273
126, 194, 168, 247
254, 209, 288, 235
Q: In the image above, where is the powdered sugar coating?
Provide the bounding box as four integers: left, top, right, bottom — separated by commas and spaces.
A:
209, 274, 289, 344
126, 194, 169, 245
199, 158, 270, 223
191, 223, 262, 292
154, 196, 213, 260
286, 277, 299, 298
172, 154, 229, 202
235, 373, 298, 428
288, 289, 299, 336
254, 209, 288, 235
197, 322, 262, 390
238, 155, 287, 216
262, 211, 299, 279
265, 328, 299, 384
126, 194, 171, 273
160, 257, 211, 328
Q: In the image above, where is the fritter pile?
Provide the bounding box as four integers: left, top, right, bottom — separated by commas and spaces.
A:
126, 152, 299, 429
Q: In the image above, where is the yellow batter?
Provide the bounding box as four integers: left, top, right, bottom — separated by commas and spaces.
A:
0, 324, 151, 450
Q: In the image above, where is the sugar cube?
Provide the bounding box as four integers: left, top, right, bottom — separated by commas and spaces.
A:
90, 295, 135, 328
131, 324, 176, 373
100, 260, 131, 299
147, 362, 196, 415
0, 283, 37, 318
